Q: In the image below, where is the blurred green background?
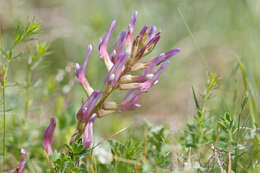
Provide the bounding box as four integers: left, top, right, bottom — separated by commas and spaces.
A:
0, 0, 260, 171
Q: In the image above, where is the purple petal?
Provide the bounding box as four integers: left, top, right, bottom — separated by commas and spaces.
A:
76, 91, 102, 123
119, 90, 142, 112
83, 114, 97, 149
139, 25, 149, 38
14, 149, 27, 173
99, 20, 116, 60
126, 11, 137, 53
105, 53, 128, 87
42, 118, 56, 155
148, 26, 156, 40
140, 61, 170, 92
134, 48, 180, 82
149, 48, 180, 66
76, 45, 93, 84
110, 30, 127, 63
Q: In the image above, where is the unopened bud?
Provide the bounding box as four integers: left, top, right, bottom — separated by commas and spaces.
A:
130, 63, 146, 72
119, 83, 140, 90
97, 109, 115, 117
103, 101, 119, 110
119, 74, 135, 83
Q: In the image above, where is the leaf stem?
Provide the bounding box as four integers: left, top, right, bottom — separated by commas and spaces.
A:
2, 80, 6, 172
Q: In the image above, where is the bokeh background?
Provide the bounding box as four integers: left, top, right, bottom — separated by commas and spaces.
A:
1, 0, 260, 171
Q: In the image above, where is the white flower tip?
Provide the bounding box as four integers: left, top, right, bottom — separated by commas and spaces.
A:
75, 63, 80, 71
111, 19, 117, 25
146, 74, 154, 80
21, 148, 27, 155
109, 73, 115, 81
88, 44, 93, 51
159, 53, 165, 57
112, 50, 116, 56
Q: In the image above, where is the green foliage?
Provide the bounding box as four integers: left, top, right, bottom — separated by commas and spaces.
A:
15, 18, 40, 44
179, 72, 260, 172
49, 122, 172, 173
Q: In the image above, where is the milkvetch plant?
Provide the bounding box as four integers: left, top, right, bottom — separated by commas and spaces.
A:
42, 11, 180, 170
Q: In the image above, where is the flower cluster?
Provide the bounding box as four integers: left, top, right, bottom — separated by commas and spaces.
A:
42, 11, 180, 154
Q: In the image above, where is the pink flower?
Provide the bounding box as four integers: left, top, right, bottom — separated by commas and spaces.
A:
140, 61, 170, 92
42, 117, 56, 155
83, 114, 97, 149
76, 45, 94, 96
105, 53, 128, 87
14, 149, 27, 173
119, 90, 142, 112
99, 20, 116, 70
76, 91, 102, 123
126, 11, 137, 53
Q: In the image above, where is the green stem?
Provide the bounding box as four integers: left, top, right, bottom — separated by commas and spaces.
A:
2, 80, 6, 172
24, 67, 32, 119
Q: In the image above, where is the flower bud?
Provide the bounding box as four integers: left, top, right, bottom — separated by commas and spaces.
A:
130, 62, 146, 72
97, 109, 115, 117
126, 11, 137, 54
42, 117, 56, 155
105, 53, 128, 87
83, 114, 96, 149
103, 101, 119, 110
119, 74, 135, 83
119, 90, 142, 112
99, 20, 116, 71
119, 83, 140, 90
76, 45, 94, 97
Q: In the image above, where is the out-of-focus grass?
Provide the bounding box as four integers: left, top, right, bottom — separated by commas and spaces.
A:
0, 0, 260, 172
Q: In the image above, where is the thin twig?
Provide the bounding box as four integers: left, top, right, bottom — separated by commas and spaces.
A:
211, 144, 225, 173
2, 82, 6, 172
227, 152, 231, 173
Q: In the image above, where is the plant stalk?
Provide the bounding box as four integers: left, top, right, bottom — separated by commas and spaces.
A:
2, 80, 6, 172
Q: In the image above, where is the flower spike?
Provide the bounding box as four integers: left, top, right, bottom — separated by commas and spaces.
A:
64, 11, 180, 154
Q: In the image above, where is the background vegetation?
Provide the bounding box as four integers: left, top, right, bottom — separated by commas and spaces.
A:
0, 0, 259, 172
